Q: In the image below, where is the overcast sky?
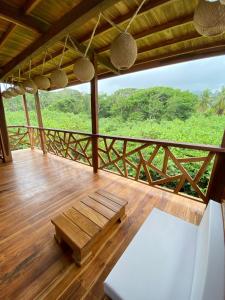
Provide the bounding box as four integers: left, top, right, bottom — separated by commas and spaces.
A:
70, 55, 225, 94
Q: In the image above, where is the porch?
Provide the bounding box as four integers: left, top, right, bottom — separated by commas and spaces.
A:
0, 149, 205, 299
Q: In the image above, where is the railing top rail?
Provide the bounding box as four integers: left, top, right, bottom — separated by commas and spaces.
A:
7, 125, 225, 153
95, 133, 225, 153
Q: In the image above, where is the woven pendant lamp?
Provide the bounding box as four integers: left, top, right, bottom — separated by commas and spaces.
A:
2, 91, 11, 99
33, 75, 50, 90
73, 57, 95, 82
110, 32, 137, 70
7, 87, 18, 97
50, 69, 68, 88
15, 84, 25, 95
194, 0, 225, 36
23, 79, 38, 94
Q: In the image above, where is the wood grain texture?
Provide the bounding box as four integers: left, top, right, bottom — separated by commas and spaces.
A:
0, 149, 205, 299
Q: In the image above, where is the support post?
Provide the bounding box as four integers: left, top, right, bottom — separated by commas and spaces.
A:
206, 130, 225, 203
0, 90, 12, 162
22, 94, 34, 149
34, 91, 46, 154
91, 55, 99, 173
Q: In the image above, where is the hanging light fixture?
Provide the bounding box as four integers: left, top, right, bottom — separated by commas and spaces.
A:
70, 14, 99, 82
50, 36, 68, 89
194, 0, 225, 36
110, 32, 137, 70
50, 69, 68, 88
109, 0, 147, 70
73, 57, 95, 82
23, 59, 38, 94
23, 79, 38, 94
33, 51, 50, 90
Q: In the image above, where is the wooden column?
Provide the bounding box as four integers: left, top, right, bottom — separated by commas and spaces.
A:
34, 91, 46, 154
91, 55, 99, 173
206, 130, 225, 203
0, 90, 12, 162
22, 94, 34, 149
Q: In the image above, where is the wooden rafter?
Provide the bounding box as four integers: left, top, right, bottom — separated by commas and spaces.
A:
0, 0, 122, 80
0, 1, 48, 33
78, 0, 172, 43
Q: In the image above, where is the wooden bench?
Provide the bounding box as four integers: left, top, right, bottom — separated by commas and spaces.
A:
51, 189, 127, 266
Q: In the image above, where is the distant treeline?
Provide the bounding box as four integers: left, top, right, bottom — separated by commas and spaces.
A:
4, 86, 225, 122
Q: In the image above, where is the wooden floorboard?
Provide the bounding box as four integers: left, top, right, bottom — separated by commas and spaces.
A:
0, 149, 205, 300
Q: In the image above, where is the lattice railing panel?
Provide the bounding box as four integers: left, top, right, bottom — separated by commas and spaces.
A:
8, 126, 30, 150
98, 137, 216, 202
44, 129, 93, 166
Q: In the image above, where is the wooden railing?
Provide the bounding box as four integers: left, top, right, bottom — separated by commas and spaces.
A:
7, 125, 225, 203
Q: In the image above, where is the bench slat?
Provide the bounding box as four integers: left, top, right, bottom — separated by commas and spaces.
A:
64, 208, 100, 237
73, 201, 108, 228
52, 214, 91, 249
81, 197, 115, 220
90, 193, 121, 213
97, 190, 127, 207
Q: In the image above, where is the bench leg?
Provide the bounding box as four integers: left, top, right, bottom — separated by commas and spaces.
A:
73, 250, 93, 267
54, 228, 63, 244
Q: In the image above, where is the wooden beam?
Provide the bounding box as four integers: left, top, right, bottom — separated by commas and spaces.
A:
0, 0, 122, 80
34, 92, 46, 154
65, 43, 225, 88
0, 89, 12, 162
91, 55, 99, 173
206, 131, 225, 203
78, 0, 171, 44
0, 1, 48, 33
23, 0, 43, 14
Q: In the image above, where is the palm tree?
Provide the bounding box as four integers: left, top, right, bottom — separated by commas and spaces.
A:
198, 89, 211, 113
213, 87, 225, 115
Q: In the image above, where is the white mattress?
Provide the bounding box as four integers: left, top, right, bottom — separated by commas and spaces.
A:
104, 208, 198, 300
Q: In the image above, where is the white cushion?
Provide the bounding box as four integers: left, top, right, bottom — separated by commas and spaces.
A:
104, 208, 198, 300
190, 200, 225, 300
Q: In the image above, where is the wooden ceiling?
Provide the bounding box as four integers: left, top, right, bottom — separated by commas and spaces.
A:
0, 0, 225, 89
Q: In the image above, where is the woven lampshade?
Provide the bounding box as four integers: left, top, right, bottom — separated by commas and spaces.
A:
15, 84, 25, 95
110, 32, 137, 70
33, 75, 50, 90
7, 87, 18, 97
194, 0, 225, 36
73, 57, 95, 82
23, 79, 38, 94
2, 91, 11, 99
50, 69, 68, 88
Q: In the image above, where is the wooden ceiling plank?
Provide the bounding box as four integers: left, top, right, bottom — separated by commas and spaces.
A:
0, 0, 122, 80
0, 24, 16, 48
78, 0, 171, 44
0, 1, 48, 33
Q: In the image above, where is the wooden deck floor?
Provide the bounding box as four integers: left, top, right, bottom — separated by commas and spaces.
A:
0, 149, 206, 300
